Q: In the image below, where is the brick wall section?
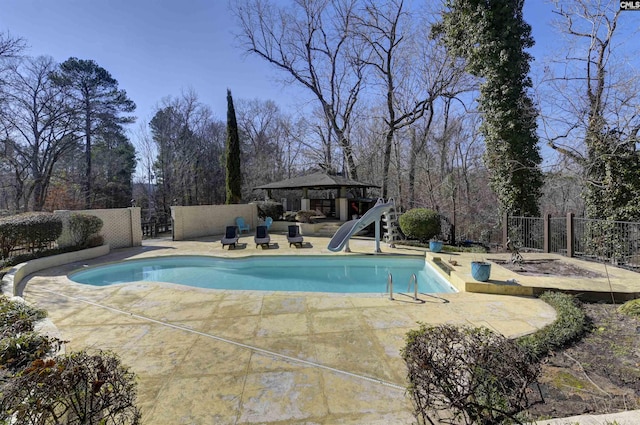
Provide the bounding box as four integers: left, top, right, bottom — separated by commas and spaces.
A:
171, 204, 258, 240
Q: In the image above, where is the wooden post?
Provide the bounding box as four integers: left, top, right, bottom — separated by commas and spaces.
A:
543, 213, 551, 253
566, 212, 574, 257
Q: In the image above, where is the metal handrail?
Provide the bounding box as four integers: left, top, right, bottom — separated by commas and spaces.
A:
408, 274, 418, 301
386, 273, 394, 300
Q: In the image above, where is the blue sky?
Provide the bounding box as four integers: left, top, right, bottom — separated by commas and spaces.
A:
1, 0, 561, 122
2, 0, 634, 153
1, 0, 305, 123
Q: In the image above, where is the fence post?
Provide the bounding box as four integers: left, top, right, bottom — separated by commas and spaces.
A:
502, 212, 509, 250
566, 212, 574, 257
544, 213, 551, 253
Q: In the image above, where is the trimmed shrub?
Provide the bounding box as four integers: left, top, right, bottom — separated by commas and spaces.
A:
1, 351, 141, 424
0, 212, 63, 259
517, 291, 589, 360
69, 213, 103, 247
403, 324, 540, 424
398, 208, 441, 242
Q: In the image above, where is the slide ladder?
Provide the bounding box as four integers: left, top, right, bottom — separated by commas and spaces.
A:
382, 208, 400, 245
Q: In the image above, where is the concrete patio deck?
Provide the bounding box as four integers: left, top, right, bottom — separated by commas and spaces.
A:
17, 233, 640, 424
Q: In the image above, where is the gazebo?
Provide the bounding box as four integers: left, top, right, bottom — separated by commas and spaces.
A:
253, 171, 380, 221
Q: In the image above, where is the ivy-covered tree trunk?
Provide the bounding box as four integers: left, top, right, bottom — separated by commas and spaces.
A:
225, 89, 242, 204
435, 0, 543, 216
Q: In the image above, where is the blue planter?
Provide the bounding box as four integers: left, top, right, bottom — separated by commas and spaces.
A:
471, 261, 491, 282
429, 241, 443, 253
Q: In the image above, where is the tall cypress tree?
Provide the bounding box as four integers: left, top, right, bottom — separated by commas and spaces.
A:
434, 0, 543, 216
225, 89, 242, 204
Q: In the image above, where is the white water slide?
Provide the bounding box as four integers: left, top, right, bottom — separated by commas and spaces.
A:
327, 198, 396, 253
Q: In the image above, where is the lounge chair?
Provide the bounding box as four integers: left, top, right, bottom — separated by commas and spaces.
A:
221, 226, 239, 249
264, 216, 273, 230
235, 217, 250, 234
254, 225, 270, 249
287, 225, 304, 247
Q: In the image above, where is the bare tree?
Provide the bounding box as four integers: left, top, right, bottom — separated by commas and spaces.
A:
233, 0, 367, 179
0, 56, 79, 211
0, 31, 26, 58
150, 91, 225, 211
236, 99, 304, 198
354, 0, 427, 197
540, 0, 640, 219
350, 0, 474, 200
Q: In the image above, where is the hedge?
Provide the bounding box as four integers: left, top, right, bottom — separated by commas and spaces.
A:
0, 213, 62, 260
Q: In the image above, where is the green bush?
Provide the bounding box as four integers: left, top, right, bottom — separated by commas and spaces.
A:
517, 291, 589, 360
0, 212, 63, 259
0, 296, 47, 336
69, 213, 103, 247
0, 331, 57, 372
0, 296, 55, 372
1, 351, 141, 424
618, 298, 640, 317
398, 208, 441, 242
403, 324, 539, 424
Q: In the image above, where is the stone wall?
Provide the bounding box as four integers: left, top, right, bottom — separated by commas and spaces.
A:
171, 204, 258, 240
55, 207, 142, 249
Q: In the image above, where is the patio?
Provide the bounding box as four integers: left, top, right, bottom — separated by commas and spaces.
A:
19, 235, 564, 424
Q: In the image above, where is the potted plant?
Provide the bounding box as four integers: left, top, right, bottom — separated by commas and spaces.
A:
471, 261, 491, 282
429, 240, 444, 253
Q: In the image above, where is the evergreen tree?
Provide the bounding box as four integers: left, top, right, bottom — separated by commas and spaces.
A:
51, 58, 135, 209
92, 128, 137, 208
434, 0, 543, 216
225, 89, 242, 204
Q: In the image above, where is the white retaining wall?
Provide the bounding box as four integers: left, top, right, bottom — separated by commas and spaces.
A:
3, 245, 110, 296
55, 207, 142, 249
171, 204, 258, 240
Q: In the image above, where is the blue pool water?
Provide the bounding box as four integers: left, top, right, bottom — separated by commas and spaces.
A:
69, 255, 456, 294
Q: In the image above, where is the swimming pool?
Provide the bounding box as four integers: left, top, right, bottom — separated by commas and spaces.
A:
69, 255, 455, 294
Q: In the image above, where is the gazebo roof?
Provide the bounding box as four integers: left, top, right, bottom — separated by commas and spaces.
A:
253, 172, 379, 190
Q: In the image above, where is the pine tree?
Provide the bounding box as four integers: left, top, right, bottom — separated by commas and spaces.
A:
51, 58, 135, 209
225, 89, 242, 204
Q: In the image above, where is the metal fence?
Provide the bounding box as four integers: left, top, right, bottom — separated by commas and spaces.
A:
573, 218, 640, 267
505, 213, 640, 270
507, 216, 544, 251
549, 217, 567, 254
